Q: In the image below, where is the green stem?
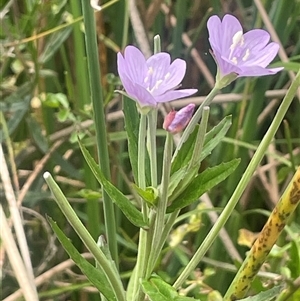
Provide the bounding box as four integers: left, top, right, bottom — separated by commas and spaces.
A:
138, 114, 147, 190
121, 0, 129, 49
155, 209, 181, 262
43, 172, 125, 301
153, 35, 161, 53
173, 86, 219, 159
80, 0, 118, 263
189, 106, 210, 168
147, 110, 158, 187
147, 132, 173, 275
173, 69, 300, 290
132, 113, 148, 300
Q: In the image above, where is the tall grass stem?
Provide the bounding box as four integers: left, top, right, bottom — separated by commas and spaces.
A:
80, 1, 118, 263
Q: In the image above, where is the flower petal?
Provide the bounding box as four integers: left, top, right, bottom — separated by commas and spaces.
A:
119, 46, 148, 85
208, 14, 244, 61
145, 52, 171, 92
214, 50, 241, 76
242, 29, 271, 52
119, 73, 157, 107
238, 65, 283, 77
155, 89, 197, 103
152, 58, 187, 96
242, 42, 280, 67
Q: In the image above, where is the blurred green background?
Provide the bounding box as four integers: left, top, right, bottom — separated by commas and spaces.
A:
1, 0, 299, 300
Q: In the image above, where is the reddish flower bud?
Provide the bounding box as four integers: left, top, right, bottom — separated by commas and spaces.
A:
163, 104, 195, 134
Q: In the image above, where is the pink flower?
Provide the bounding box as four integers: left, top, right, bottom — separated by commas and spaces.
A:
207, 14, 283, 78
163, 104, 195, 134
117, 46, 197, 108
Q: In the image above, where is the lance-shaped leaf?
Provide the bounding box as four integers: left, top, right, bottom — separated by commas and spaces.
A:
123, 96, 151, 185
47, 216, 116, 301
123, 96, 140, 182
167, 159, 240, 213
79, 140, 148, 228
142, 275, 201, 301
171, 115, 232, 175
237, 285, 283, 301
132, 184, 159, 207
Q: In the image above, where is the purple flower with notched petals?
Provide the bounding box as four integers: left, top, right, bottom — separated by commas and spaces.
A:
207, 14, 283, 80
117, 46, 197, 108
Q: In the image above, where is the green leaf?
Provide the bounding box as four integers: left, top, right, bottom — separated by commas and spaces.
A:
167, 165, 199, 204
171, 125, 199, 175
237, 285, 283, 301
167, 159, 240, 213
123, 96, 140, 182
141, 275, 178, 301
271, 61, 300, 72
289, 238, 300, 278
47, 216, 116, 301
142, 275, 201, 301
122, 95, 151, 185
197, 115, 232, 163
132, 184, 159, 207
26, 116, 49, 153
39, 27, 73, 64
0, 95, 31, 143
172, 116, 232, 175
78, 139, 148, 228
175, 297, 202, 301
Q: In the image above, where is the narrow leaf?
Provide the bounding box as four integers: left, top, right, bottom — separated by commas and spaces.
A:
26, 116, 49, 153
167, 159, 240, 213
79, 139, 148, 228
123, 96, 140, 182
142, 276, 201, 301
237, 285, 283, 301
141, 276, 177, 301
171, 125, 199, 174
47, 216, 116, 301
171, 116, 232, 175
122, 96, 151, 185
132, 184, 158, 207
39, 27, 73, 64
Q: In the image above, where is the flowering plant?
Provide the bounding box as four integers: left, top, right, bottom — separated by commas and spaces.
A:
42, 6, 300, 301
117, 45, 197, 109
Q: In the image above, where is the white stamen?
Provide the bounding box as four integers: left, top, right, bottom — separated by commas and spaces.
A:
242, 49, 250, 61
231, 31, 244, 49
149, 79, 163, 92
231, 57, 238, 64
229, 31, 244, 59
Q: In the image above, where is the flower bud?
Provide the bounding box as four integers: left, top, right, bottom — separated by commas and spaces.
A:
163, 104, 195, 134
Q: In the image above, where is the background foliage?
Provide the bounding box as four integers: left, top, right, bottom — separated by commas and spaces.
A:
1, 0, 300, 300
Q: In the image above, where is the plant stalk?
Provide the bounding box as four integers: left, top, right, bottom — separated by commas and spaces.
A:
173, 69, 300, 290
81, 0, 118, 263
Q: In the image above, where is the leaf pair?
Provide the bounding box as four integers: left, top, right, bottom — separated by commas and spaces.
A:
165, 116, 239, 212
